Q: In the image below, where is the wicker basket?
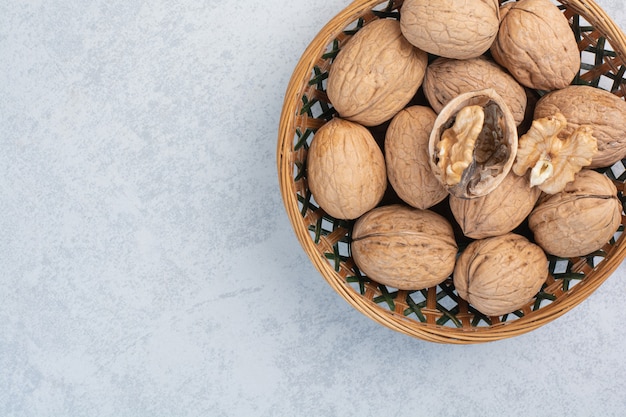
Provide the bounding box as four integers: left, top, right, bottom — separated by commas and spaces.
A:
277, 0, 626, 344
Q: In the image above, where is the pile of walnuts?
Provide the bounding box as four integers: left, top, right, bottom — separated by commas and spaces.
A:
305, 0, 626, 316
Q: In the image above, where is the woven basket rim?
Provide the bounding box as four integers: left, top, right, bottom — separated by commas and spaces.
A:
277, 0, 626, 344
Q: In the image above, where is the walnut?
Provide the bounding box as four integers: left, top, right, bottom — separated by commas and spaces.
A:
490, 0, 580, 91
534, 85, 626, 168
453, 233, 549, 316
423, 56, 527, 126
449, 171, 541, 239
307, 118, 386, 220
436, 105, 485, 187
351, 205, 457, 290
528, 170, 622, 258
326, 19, 428, 127
429, 89, 518, 199
400, 0, 500, 60
512, 113, 597, 194
385, 106, 448, 209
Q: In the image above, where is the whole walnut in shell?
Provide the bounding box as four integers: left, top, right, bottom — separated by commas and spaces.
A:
385, 106, 448, 210
429, 89, 518, 199
534, 85, 626, 168
449, 171, 541, 239
307, 118, 386, 220
490, 0, 580, 91
528, 169, 622, 258
351, 204, 457, 290
453, 233, 548, 316
326, 18, 428, 127
423, 56, 527, 126
400, 0, 500, 60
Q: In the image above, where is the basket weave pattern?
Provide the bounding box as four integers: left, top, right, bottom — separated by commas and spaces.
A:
278, 0, 626, 343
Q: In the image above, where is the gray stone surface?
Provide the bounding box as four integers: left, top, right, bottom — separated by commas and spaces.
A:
1, 1, 625, 416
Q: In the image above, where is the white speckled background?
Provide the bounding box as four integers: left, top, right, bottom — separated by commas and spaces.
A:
1, 1, 626, 415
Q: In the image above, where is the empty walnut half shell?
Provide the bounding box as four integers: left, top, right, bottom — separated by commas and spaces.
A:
428, 89, 518, 198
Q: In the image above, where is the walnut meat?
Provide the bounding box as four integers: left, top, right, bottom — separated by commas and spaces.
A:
400, 0, 500, 60
449, 171, 541, 239
307, 118, 386, 220
423, 56, 527, 126
513, 113, 597, 194
351, 205, 457, 290
385, 106, 448, 210
528, 170, 622, 258
429, 89, 518, 198
326, 19, 428, 127
453, 233, 548, 316
490, 0, 580, 91
534, 85, 626, 168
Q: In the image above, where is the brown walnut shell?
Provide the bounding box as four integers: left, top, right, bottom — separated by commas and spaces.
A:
528, 169, 622, 258
534, 85, 626, 168
490, 0, 580, 91
326, 19, 428, 127
423, 56, 527, 126
351, 204, 457, 290
449, 171, 541, 239
307, 118, 386, 220
385, 106, 448, 210
400, 0, 500, 60
453, 233, 548, 317
428, 89, 518, 199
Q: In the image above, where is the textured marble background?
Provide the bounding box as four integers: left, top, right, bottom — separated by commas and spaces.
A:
1, 1, 626, 416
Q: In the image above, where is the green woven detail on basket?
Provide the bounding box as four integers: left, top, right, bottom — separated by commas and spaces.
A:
372, 284, 397, 311
404, 291, 428, 322
297, 192, 314, 218
294, 128, 312, 152
301, 208, 353, 273
553, 272, 586, 292
433, 285, 463, 328
322, 39, 341, 61
570, 14, 626, 93
346, 268, 369, 297
308, 66, 329, 89
533, 291, 557, 310
323, 244, 347, 272
300, 94, 325, 118
372, 0, 400, 19
470, 309, 493, 327
294, 161, 306, 181
344, 18, 367, 36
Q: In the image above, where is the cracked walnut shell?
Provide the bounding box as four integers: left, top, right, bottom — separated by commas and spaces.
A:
307, 118, 386, 220
528, 169, 622, 258
429, 89, 518, 199
351, 205, 457, 290
490, 0, 580, 91
385, 106, 448, 210
453, 233, 548, 316
326, 19, 428, 127
534, 85, 626, 168
512, 113, 597, 194
400, 0, 500, 60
